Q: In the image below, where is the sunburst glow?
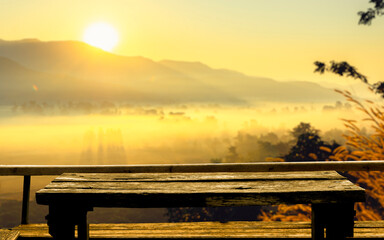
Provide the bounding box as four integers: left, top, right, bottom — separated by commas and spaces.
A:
83, 22, 119, 52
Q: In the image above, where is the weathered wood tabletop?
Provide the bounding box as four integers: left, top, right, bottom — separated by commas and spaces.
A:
36, 171, 365, 240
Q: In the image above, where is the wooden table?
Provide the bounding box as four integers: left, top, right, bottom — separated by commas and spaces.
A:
35, 171, 365, 240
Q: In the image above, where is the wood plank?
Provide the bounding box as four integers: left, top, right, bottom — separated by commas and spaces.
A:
355, 221, 384, 228
13, 222, 313, 239
53, 171, 345, 182
36, 189, 364, 208
0, 229, 20, 240
2, 160, 384, 176
14, 221, 384, 239
42, 179, 361, 193
37, 192, 356, 208
36, 191, 364, 207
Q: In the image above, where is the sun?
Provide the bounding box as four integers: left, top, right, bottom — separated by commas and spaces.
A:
83, 22, 119, 52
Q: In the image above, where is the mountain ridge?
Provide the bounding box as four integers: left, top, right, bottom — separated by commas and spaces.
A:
0, 39, 341, 104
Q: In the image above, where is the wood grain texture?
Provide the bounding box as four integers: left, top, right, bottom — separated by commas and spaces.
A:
36, 172, 365, 207
44, 179, 357, 192
52, 171, 345, 182
0, 229, 20, 240
13, 221, 384, 239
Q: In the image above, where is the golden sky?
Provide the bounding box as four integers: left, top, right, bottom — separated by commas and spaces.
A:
1, 0, 384, 83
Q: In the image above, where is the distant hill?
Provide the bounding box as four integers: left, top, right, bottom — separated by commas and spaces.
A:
159, 60, 341, 102
0, 56, 152, 103
0, 39, 341, 104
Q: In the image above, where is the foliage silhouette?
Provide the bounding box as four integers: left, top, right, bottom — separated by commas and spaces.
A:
167, 206, 261, 223
284, 132, 339, 162
314, 61, 368, 83
324, 89, 384, 220
314, 61, 384, 97
358, 0, 384, 25
290, 122, 319, 139
315, 1, 384, 97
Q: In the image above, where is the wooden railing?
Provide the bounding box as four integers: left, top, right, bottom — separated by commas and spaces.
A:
1, 160, 384, 225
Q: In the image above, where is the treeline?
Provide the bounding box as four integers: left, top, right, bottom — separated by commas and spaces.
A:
11, 100, 172, 116
10, 100, 353, 116
214, 122, 345, 163
10, 100, 198, 119
11, 100, 122, 115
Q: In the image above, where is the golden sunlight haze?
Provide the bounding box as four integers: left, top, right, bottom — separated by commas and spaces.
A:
83, 22, 119, 52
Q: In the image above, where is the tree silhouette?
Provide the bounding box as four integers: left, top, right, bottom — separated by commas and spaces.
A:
290, 122, 319, 140
284, 123, 339, 162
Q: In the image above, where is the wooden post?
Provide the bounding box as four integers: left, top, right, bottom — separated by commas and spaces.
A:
312, 203, 355, 240
325, 203, 355, 239
312, 204, 325, 240
21, 175, 31, 224
46, 205, 92, 240
47, 206, 76, 240
77, 209, 90, 240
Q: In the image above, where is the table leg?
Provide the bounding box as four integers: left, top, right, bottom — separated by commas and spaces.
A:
46, 205, 91, 240
77, 209, 89, 240
46, 206, 76, 240
311, 204, 325, 240
311, 203, 355, 240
